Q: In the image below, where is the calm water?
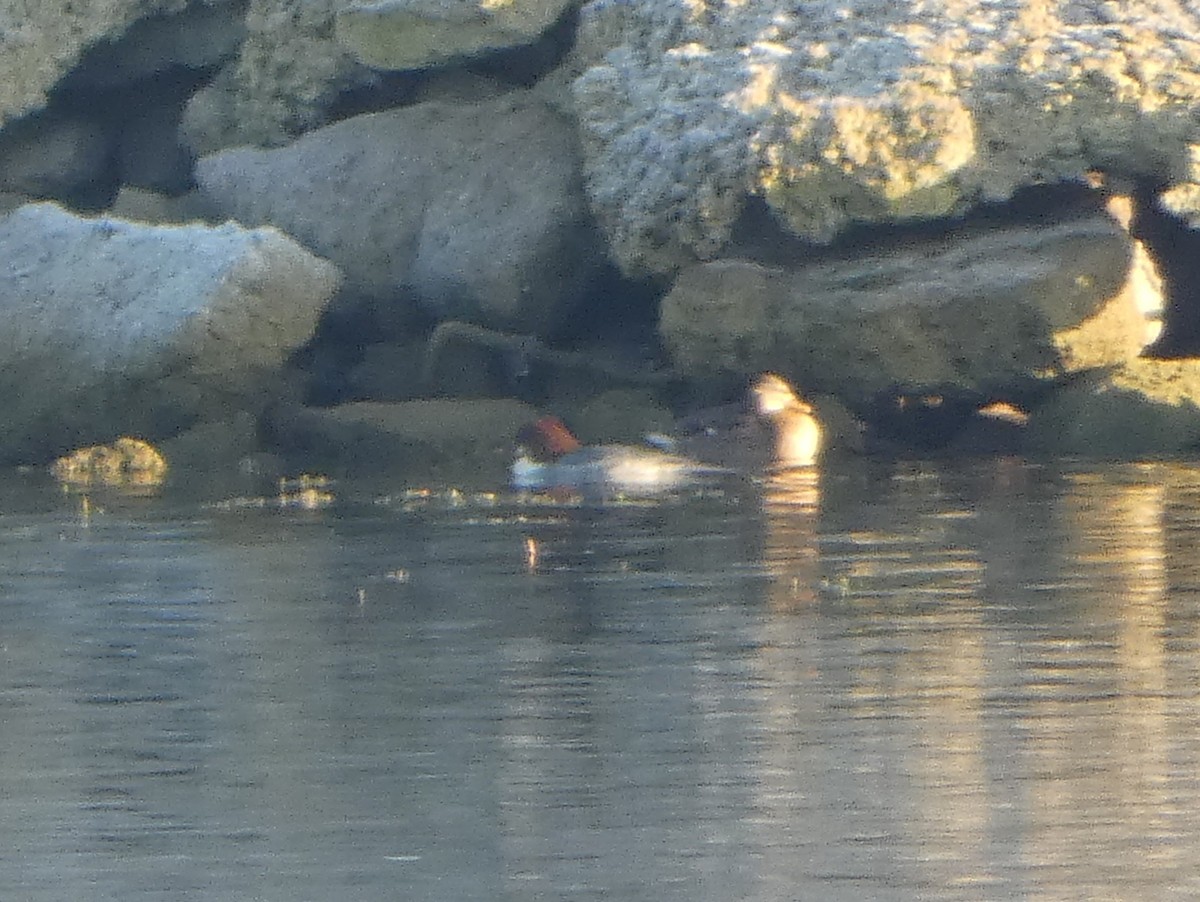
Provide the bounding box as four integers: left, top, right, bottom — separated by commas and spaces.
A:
3, 459, 1200, 900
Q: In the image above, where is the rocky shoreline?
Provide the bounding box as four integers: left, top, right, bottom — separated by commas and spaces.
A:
2, 1, 1200, 483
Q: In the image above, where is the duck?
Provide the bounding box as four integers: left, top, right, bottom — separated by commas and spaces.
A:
511, 373, 823, 494
510, 415, 725, 496
750, 373, 823, 468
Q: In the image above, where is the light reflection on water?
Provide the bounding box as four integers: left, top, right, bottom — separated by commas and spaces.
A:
3, 460, 1200, 899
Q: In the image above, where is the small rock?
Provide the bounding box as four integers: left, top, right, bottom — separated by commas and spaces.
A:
1029, 360, 1200, 458
51, 437, 168, 489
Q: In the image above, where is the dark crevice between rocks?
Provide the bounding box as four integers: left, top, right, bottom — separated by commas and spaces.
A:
1131, 181, 1200, 359
1, 73, 222, 211
0, 1, 248, 210
288, 257, 675, 412
467, 3, 581, 86
726, 182, 1110, 269
288, 288, 434, 407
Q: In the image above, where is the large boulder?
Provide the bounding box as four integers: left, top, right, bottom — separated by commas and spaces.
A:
0, 203, 340, 463
196, 93, 600, 334
659, 213, 1134, 404
335, 0, 577, 70
572, 0, 1200, 277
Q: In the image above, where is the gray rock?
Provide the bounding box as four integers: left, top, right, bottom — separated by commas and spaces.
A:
196, 94, 599, 334
659, 214, 1133, 404
106, 186, 215, 225
334, 0, 576, 70
0, 203, 341, 463
271, 398, 537, 479
572, 0, 1200, 276
180, 0, 370, 154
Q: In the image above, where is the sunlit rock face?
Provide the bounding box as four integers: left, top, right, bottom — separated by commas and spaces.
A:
0, 203, 340, 464
1028, 359, 1200, 457
335, 0, 575, 70
659, 213, 1133, 404
196, 93, 601, 335
573, 0, 1200, 278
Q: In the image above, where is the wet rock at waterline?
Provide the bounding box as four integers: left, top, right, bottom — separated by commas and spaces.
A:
0, 203, 340, 464
196, 94, 600, 335
270, 398, 538, 480
660, 214, 1136, 405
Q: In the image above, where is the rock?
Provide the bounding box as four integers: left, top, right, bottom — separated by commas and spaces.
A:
0, 0, 246, 127
572, 0, 1200, 276
1028, 360, 1200, 457
0, 110, 113, 206
334, 0, 576, 70
0, 203, 341, 463
196, 93, 599, 334
1053, 232, 1166, 372
659, 214, 1133, 405
50, 437, 168, 490
271, 398, 538, 480
106, 186, 213, 224
180, 0, 370, 154
572, 389, 674, 444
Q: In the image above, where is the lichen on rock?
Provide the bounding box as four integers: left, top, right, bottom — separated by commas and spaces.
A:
51, 437, 168, 489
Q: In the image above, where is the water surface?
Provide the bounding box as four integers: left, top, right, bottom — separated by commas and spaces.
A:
3, 459, 1200, 900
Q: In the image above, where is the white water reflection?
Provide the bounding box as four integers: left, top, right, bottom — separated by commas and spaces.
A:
3, 462, 1200, 899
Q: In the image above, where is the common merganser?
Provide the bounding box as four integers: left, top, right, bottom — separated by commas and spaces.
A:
510, 416, 722, 495
511, 374, 823, 494
751, 373, 823, 468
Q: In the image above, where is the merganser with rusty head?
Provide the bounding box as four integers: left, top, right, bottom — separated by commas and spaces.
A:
510, 415, 725, 496
511, 373, 823, 494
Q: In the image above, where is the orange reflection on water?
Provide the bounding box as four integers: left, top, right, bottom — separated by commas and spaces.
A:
759, 468, 821, 611
751, 460, 1200, 893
